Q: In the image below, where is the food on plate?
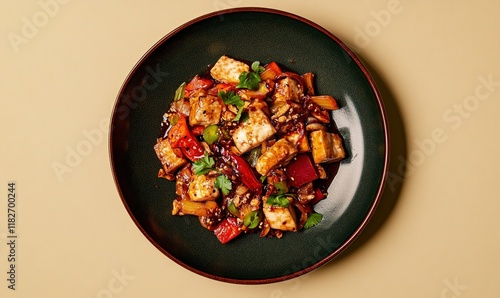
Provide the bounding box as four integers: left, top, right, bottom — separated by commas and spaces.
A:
154, 55, 346, 243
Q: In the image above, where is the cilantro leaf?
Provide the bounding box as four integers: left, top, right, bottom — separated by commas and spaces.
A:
218, 90, 243, 106
266, 194, 291, 208
192, 153, 214, 175
236, 71, 261, 90
304, 213, 323, 229
215, 174, 232, 195
218, 90, 244, 121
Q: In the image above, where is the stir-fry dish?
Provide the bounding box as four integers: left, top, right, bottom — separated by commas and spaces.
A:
154, 56, 346, 243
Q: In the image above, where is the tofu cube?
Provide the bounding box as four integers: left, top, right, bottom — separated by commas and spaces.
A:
285, 132, 310, 153
263, 197, 297, 231
189, 92, 223, 126
210, 55, 250, 84
273, 76, 304, 102
188, 174, 220, 202
255, 138, 297, 176
232, 108, 276, 154
310, 130, 346, 163
154, 138, 187, 174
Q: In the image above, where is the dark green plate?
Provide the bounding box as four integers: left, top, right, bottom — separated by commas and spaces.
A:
110, 8, 389, 284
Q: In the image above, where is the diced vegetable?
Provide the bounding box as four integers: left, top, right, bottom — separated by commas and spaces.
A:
310, 95, 339, 110
167, 116, 205, 161
228, 153, 262, 194
227, 201, 240, 217
208, 83, 235, 96
190, 125, 205, 136
243, 211, 262, 229
173, 82, 186, 100
301, 72, 315, 95
202, 125, 220, 145
265, 194, 291, 208
214, 217, 242, 244
274, 181, 288, 194
310, 188, 327, 206
172, 199, 218, 217
185, 75, 213, 91
247, 147, 262, 168
285, 154, 319, 188
237, 82, 270, 100
260, 61, 282, 81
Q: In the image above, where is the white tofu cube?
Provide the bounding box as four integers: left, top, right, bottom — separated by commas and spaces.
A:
154, 138, 187, 174
210, 55, 250, 84
310, 130, 345, 163
255, 138, 297, 176
232, 108, 276, 154
273, 76, 304, 102
188, 91, 223, 126
263, 197, 297, 231
188, 174, 220, 202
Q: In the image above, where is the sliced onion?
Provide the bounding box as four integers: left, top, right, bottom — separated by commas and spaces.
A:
311, 95, 339, 110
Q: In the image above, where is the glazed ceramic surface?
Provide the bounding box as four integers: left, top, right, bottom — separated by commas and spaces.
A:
110, 8, 389, 284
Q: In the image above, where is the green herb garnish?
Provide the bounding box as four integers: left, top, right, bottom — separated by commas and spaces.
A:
236, 61, 263, 90
265, 194, 291, 208
215, 174, 232, 195
251, 61, 265, 74
218, 90, 245, 121
304, 213, 323, 229
192, 153, 214, 175
218, 90, 243, 105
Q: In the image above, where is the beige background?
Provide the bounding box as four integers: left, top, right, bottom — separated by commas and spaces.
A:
1, 0, 499, 297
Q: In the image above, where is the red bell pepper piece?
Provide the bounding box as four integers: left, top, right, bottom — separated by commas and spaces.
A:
167, 116, 205, 161
208, 83, 235, 96
214, 217, 242, 244
228, 153, 262, 194
190, 125, 205, 136
184, 75, 214, 91
286, 154, 319, 188
310, 188, 327, 206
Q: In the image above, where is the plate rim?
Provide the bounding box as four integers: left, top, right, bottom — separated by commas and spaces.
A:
109, 7, 390, 284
